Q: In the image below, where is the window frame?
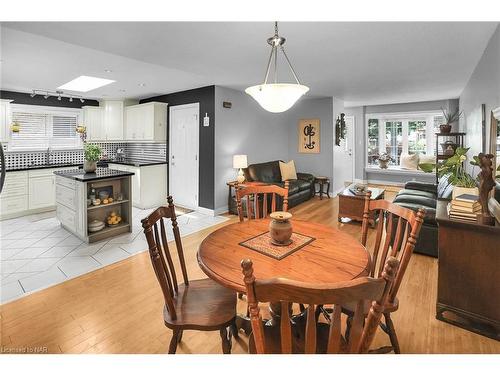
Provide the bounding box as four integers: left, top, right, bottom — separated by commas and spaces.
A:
365, 110, 441, 168
8, 104, 83, 151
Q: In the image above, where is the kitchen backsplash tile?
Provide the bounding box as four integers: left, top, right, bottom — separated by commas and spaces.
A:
3, 142, 166, 170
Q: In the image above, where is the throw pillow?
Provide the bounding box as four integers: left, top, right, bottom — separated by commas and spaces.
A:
400, 153, 419, 170
418, 154, 435, 170
279, 160, 297, 181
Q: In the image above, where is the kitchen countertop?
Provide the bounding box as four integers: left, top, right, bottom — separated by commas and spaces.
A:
54, 168, 135, 182
108, 159, 168, 167
6, 159, 167, 172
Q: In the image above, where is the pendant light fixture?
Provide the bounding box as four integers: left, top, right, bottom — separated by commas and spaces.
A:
245, 22, 309, 113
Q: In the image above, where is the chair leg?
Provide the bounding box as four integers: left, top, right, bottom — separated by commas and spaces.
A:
220, 326, 232, 354
384, 313, 400, 354
345, 315, 353, 341
231, 320, 239, 339
169, 329, 181, 354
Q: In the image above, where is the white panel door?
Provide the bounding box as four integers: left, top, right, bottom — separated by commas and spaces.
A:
169, 103, 199, 210
333, 115, 355, 193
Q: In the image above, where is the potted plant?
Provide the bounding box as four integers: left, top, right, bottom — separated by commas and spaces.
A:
439, 107, 463, 134
374, 152, 394, 169
83, 143, 102, 173
419, 147, 479, 198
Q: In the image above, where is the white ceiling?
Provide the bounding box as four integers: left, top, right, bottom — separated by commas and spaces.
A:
1, 22, 498, 106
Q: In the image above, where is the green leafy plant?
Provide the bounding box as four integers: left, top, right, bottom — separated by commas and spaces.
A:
441, 107, 463, 125
418, 147, 477, 188
84, 143, 102, 162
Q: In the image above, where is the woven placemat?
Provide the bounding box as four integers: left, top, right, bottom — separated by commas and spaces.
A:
239, 231, 315, 260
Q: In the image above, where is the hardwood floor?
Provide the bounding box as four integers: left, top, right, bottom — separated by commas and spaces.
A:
1, 188, 499, 354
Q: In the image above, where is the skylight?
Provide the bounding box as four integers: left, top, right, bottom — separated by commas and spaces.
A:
58, 75, 115, 92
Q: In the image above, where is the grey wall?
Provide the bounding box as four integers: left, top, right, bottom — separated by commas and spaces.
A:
214, 86, 290, 211
459, 25, 500, 175
285, 97, 333, 183
214, 86, 334, 212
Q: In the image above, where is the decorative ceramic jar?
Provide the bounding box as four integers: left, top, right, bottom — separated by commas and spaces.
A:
269, 211, 293, 246
83, 160, 97, 173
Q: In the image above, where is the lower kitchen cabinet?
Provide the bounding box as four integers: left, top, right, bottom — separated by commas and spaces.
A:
29, 174, 56, 209
108, 163, 167, 209
0, 167, 78, 219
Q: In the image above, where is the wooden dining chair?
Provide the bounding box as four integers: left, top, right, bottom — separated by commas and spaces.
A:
141, 196, 237, 354
241, 256, 399, 354
342, 191, 426, 354
235, 181, 289, 222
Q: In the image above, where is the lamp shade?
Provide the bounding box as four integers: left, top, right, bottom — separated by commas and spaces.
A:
233, 154, 248, 169
245, 83, 309, 113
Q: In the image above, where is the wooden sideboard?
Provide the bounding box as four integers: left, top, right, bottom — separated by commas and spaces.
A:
435, 199, 500, 340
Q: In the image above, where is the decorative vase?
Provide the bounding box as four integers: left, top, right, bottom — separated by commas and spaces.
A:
452, 186, 479, 200
83, 160, 97, 173
269, 211, 293, 246
378, 159, 389, 169
439, 124, 452, 134
440, 141, 457, 155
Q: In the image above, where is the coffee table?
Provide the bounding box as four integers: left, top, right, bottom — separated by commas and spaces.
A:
338, 185, 385, 227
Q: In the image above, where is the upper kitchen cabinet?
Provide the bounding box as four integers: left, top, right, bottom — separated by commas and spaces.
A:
0, 99, 13, 142
125, 102, 167, 141
103, 100, 124, 140
83, 101, 124, 141
82, 106, 104, 141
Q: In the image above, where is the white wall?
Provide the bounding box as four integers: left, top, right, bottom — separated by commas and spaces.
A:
353, 99, 459, 184
459, 25, 500, 175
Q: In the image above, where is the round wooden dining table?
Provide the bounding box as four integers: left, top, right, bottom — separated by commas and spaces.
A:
197, 218, 371, 294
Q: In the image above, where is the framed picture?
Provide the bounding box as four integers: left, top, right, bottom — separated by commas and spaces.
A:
298, 118, 320, 153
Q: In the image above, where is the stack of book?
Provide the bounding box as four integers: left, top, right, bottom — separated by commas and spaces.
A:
448, 193, 481, 222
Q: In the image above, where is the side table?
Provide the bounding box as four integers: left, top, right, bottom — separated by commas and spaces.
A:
314, 177, 330, 200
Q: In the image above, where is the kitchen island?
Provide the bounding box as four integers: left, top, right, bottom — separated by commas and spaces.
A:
54, 168, 134, 243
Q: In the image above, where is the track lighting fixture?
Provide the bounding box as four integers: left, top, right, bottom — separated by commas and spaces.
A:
30, 89, 85, 103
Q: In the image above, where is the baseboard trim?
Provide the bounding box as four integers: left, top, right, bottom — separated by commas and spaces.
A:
0, 206, 56, 221
197, 206, 216, 216
366, 179, 405, 187
214, 206, 229, 216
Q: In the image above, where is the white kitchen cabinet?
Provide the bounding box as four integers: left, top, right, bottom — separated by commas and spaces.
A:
0, 167, 77, 220
82, 106, 105, 141
103, 100, 124, 140
83, 101, 124, 141
108, 163, 166, 209
0, 99, 13, 142
0, 171, 28, 219
125, 102, 167, 141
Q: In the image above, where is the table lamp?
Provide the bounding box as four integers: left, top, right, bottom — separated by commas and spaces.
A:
233, 155, 248, 183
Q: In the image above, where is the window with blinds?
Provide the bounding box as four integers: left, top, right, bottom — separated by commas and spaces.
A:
8, 105, 82, 151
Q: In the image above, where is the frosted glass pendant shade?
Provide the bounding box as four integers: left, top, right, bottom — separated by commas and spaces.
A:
245, 83, 309, 113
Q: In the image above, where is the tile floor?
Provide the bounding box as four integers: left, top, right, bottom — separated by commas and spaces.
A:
0, 208, 228, 304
